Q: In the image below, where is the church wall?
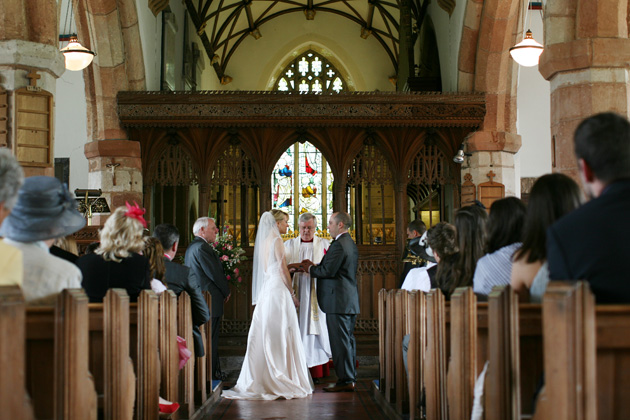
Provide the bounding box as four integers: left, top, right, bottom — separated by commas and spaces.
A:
54, 70, 89, 192
134, 0, 162, 91
515, 12, 551, 187
427, 0, 467, 92
205, 13, 396, 92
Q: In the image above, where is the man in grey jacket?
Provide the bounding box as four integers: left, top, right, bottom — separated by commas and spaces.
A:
184, 217, 231, 380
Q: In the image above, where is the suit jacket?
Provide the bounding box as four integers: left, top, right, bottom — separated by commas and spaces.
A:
164, 257, 210, 356
547, 179, 630, 303
310, 232, 360, 314
184, 237, 230, 317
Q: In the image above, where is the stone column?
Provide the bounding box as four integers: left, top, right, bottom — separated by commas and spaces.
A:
464, 131, 521, 197
539, 0, 630, 180
84, 140, 142, 224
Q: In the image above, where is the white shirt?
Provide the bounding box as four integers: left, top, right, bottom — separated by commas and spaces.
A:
401, 262, 437, 292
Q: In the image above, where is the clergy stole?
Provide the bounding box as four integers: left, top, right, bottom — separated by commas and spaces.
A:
286, 236, 327, 335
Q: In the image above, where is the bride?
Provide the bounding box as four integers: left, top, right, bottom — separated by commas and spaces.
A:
222, 209, 314, 400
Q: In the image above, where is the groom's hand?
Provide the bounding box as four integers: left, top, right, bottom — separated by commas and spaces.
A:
288, 263, 302, 273
300, 259, 314, 272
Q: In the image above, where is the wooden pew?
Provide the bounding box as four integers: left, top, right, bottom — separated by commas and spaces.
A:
394, 289, 409, 414
406, 290, 425, 420
384, 289, 396, 402
447, 287, 477, 420
425, 289, 448, 420
136, 290, 160, 420
1, 286, 35, 420
534, 281, 630, 420
177, 292, 195, 418
160, 291, 179, 419
378, 288, 386, 393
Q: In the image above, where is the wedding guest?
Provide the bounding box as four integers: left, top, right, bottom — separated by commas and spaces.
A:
0, 176, 85, 304
143, 236, 168, 295
154, 223, 210, 358
547, 112, 630, 303
473, 197, 526, 296
511, 173, 582, 302
77, 203, 151, 302
285, 212, 332, 384
0, 148, 24, 287
185, 217, 230, 381
399, 219, 429, 287
426, 222, 459, 298
50, 235, 79, 264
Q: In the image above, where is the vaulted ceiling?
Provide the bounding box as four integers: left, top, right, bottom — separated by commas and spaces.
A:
183, 0, 431, 83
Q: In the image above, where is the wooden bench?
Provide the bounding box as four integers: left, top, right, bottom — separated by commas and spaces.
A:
533, 281, 630, 420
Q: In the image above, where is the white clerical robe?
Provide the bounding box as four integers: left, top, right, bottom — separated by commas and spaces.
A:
285, 236, 332, 368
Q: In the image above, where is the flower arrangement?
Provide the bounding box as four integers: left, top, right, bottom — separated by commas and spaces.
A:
210, 229, 247, 292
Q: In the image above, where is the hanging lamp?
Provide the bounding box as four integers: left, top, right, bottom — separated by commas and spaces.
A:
60, 35, 96, 71
509, 29, 543, 67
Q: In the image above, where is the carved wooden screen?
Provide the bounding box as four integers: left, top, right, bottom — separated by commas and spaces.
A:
407, 141, 457, 226
147, 142, 199, 246
347, 141, 395, 245
209, 142, 259, 247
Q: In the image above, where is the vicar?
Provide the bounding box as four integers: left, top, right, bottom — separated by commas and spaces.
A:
285, 213, 332, 384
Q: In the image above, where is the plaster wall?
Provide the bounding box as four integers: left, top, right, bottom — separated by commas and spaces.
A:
427, 1, 467, 92
134, 0, 162, 91
206, 13, 396, 91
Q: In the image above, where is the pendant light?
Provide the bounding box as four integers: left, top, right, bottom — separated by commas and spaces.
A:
59, 0, 96, 71
509, 1, 543, 67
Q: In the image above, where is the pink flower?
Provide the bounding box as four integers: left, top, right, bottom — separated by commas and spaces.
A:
227, 245, 233, 250
238, 277, 242, 283
226, 275, 231, 280
221, 255, 229, 261
234, 268, 239, 275
213, 242, 219, 247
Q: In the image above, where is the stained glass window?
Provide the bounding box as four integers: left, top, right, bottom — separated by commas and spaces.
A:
271, 141, 334, 233
275, 50, 347, 94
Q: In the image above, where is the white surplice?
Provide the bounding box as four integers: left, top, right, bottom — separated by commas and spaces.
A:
284, 236, 332, 368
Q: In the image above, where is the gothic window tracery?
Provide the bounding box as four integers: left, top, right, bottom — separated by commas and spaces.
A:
275, 51, 347, 94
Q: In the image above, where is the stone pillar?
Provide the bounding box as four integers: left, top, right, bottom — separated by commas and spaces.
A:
84, 139, 142, 223
464, 131, 521, 197
539, 0, 630, 180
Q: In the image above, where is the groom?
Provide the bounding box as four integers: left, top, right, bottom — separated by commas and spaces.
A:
302, 211, 359, 392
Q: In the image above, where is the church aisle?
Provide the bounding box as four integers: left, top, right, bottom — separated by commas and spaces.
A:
204, 380, 389, 419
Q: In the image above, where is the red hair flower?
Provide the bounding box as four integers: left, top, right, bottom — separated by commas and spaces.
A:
125, 201, 147, 228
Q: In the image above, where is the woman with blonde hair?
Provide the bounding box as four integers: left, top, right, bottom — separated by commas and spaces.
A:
77, 202, 152, 302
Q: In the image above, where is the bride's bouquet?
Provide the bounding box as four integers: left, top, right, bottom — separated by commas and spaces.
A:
210, 227, 247, 292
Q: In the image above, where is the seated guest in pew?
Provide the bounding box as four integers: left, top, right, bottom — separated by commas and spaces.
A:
0, 148, 24, 287
77, 203, 152, 302
548, 112, 630, 303
399, 219, 431, 287
50, 235, 79, 264
143, 236, 168, 295
153, 223, 210, 358
401, 230, 436, 292
511, 173, 582, 302
0, 176, 85, 304
473, 197, 526, 296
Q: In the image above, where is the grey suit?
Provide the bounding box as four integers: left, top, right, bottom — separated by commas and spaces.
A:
184, 236, 230, 377
310, 232, 359, 385
163, 257, 210, 356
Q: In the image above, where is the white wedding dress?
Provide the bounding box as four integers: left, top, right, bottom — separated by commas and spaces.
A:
222, 212, 313, 400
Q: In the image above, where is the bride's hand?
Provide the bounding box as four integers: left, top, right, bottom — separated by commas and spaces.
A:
292, 295, 300, 307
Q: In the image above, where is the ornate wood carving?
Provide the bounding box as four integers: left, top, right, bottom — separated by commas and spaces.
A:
0, 87, 7, 148
408, 142, 456, 186
146, 142, 198, 186
211, 142, 259, 186
461, 173, 476, 207
117, 91, 486, 128
348, 142, 393, 186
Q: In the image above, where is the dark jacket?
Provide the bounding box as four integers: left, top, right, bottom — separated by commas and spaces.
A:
310, 232, 360, 314
184, 237, 230, 317
547, 179, 630, 303
164, 257, 211, 356
77, 252, 151, 303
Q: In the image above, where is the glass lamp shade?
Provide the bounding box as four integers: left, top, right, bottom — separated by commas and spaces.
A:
509, 30, 543, 67
60, 36, 95, 71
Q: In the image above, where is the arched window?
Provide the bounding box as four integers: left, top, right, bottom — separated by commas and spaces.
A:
271, 141, 334, 233
275, 50, 346, 94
